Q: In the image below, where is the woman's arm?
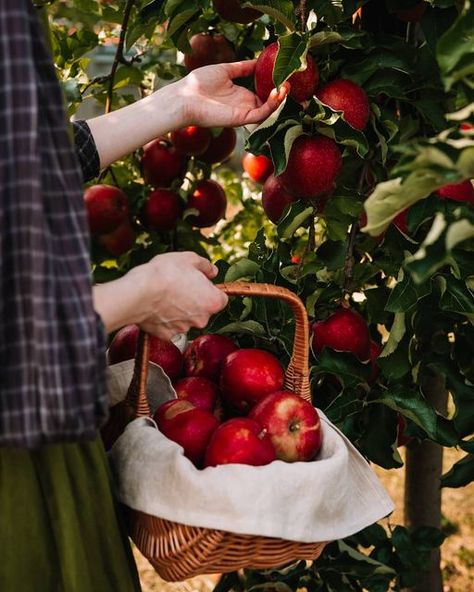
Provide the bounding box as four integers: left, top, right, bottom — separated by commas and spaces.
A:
86, 60, 288, 170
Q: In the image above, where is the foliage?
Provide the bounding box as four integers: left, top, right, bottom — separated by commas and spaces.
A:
47, 0, 474, 589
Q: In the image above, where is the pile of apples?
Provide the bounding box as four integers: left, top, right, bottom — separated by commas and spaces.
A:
108, 325, 323, 470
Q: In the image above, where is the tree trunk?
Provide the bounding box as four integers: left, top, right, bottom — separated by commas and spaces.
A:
403, 372, 448, 592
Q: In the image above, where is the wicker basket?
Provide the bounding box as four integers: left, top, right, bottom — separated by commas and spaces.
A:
122, 282, 327, 581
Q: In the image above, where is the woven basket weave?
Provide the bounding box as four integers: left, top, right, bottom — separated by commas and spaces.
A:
122, 282, 327, 581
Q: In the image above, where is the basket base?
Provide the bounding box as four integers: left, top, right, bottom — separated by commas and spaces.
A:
127, 509, 327, 582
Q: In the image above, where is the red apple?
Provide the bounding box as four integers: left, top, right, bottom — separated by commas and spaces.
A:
220, 348, 285, 412
141, 138, 186, 188
254, 42, 319, 103
436, 180, 474, 206
84, 184, 129, 235
198, 128, 237, 165
96, 220, 135, 257
316, 79, 370, 131
108, 324, 183, 380
397, 414, 414, 447
261, 173, 297, 223
184, 33, 236, 72
154, 399, 220, 466
248, 391, 322, 462
460, 122, 473, 131
141, 189, 182, 232
213, 0, 261, 24
369, 340, 382, 383
170, 126, 212, 156
393, 209, 409, 234
279, 135, 342, 200
174, 376, 219, 412
203, 417, 276, 467
184, 334, 238, 381
186, 179, 227, 228
242, 152, 274, 184
311, 308, 371, 361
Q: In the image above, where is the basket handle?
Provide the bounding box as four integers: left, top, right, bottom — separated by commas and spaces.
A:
127, 282, 311, 418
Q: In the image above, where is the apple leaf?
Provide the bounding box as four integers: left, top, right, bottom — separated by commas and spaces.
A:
277, 201, 314, 240
273, 32, 310, 89
216, 320, 266, 336
313, 349, 371, 388
357, 404, 403, 469
385, 269, 432, 313
442, 452, 474, 488
224, 258, 260, 282
380, 313, 406, 358
269, 124, 304, 176
308, 30, 343, 48
242, 0, 296, 30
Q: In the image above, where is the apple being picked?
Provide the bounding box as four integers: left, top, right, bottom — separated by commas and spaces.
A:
203, 417, 276, 467
174, 376, 219, 412
220, 348, 285, 412
108, 324, 183, 380
184, 334, 238, 381
249, 391, 322, 462
154, 399, 220, 467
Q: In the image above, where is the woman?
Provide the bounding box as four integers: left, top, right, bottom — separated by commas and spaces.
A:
0, 1, 287, 590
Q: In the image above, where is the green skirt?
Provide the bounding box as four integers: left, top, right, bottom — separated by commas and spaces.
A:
0, 435, 142, 592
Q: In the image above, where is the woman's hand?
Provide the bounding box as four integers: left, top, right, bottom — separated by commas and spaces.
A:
174, 60, 290, 128
93, 252, 227, 340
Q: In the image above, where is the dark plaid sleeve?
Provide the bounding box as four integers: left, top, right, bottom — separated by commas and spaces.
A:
73, 120, 101, 182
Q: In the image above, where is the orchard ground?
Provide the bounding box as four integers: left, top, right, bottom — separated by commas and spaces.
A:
133, 445, 474, 592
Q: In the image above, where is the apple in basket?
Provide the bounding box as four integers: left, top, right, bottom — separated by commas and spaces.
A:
154, 399, 220, 467
184, 334, 238, 381
249, 391, 322, 462
220, 348, 285, 413
203, 417, 277, 468
173, 376, 219, 413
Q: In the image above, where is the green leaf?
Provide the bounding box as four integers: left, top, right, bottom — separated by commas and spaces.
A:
442, 453, 474, 488
313, 349, 371, 388
270, 124, 304, 176
437, 276, 474, 316
217, 320, 266, 336
224, 258, 260, 282
242, 0, 296, 30
277, 201, 314, 240
385, 270, 432, 313
380, 313, 406, 358
273, 33, 310, 89
308, 30, 343, 48
358, 404, 403, 469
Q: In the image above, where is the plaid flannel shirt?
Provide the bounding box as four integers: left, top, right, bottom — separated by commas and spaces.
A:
0, 0, 107, 448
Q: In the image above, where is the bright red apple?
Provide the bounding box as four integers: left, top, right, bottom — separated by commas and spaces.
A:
203, 417, 277, 467
248, 391, 322, 462
279, 135, 342, 200
170, 126, 212, 156
261, 173, 297, 223
184, 334, 238, 381
436, 180, 474, 206
141, 138, 186, 188
242, 152, 274, 184
311, 308, 371, 361
84, 184, 129, 235
317, 79, 370, 131
186, 179, 227, 228
174, 376, 219, 412
96, 220, 135, 257
141, 189, 182, 231
198, 128, 237, 165
254, 42, 319, 103
220, 348, 285, 412
108, 324, 184, 380
213, 0, 261, 24
154, 399, 220, 467
184, 33, 236, 72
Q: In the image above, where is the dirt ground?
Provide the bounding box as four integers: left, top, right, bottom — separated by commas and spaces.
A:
134, 447, 474, 592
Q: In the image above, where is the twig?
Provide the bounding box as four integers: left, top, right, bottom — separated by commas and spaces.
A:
105, 0, 136, 114
81, 74, 111, 96
297, 0, 307, 30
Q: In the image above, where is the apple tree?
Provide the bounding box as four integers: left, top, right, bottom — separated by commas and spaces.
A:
43, 0, 473, 590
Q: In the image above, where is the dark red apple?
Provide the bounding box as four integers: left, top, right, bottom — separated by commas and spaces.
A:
186, 179, 227, 228
316, 79, 370, 131
141, 138, 186, 188
184, 334, 238, 381
108, 324, 183, 380
261, 173, 297, 223
248, 391, 322, 462
84, 184, 129, 235
311, 308, 371, 361
279, 135, 342, 200
460, 122, 473, 131
369, 340, 382, 383
170, 126, 212, 156
141, 189, 182, 231
254, 42, 319, 103
96, 220, 135, 257
184, 33, 236, 72
203, 417, 276, 467
242, 152, 274, 184
154, 399, 220, 466
220, 348, 285, 412
198, 128, 237, 165
394, 1, 427, 22
174, 376, 219, 412
393, 209, 409, 234
213, 0, 261, 24
436, 180, 474, 206
397, 414, 414, 447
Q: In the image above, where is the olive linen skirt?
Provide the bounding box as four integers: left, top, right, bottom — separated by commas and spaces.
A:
0, 435, 142, 592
